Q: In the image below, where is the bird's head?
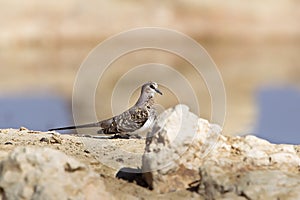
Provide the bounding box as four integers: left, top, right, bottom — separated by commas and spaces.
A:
142, 81, 163, 99
135, 81, 162, 106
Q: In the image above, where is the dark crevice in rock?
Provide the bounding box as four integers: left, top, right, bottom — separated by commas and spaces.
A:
64, 163, 85, 172
187, 179, 201, 192
239, 191, 252, 200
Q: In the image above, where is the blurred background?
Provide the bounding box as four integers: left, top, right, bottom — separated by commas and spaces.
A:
0, 0, 300, 144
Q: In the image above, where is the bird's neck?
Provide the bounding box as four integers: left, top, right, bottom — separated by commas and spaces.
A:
135, 94, 154, 108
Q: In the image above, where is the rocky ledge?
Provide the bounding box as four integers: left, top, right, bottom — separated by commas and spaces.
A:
0, 104, 299, 200
142, 104, 300, 199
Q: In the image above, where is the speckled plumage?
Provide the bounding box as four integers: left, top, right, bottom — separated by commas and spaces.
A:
49, 81, 162, 137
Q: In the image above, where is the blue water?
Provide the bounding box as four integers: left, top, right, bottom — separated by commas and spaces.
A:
1, 88, 299, 144
0, 93, 72, 131
254, 86, 300, 144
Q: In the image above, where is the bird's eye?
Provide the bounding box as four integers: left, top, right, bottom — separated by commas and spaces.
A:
150, 84, 155, 89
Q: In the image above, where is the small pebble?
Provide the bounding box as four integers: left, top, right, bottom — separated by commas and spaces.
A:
116, 158, 124, 163
40, 137, 49, 143
19, 127, 28, 131
50, 135, 62, 144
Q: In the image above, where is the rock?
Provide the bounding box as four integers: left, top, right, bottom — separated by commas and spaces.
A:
142, 104, 221, 193
0, 147, 113, 200
142, 104, 300, 199
199, 167, 300, 200
19, 127, 28, 131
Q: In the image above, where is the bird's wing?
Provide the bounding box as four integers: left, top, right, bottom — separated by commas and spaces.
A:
96, 117, 118, 134
114, 106, 149, 133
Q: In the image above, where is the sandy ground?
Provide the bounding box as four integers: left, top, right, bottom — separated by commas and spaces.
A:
0, 128, 202, 199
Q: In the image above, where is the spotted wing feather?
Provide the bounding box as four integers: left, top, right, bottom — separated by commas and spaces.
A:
113, 107, 149, 133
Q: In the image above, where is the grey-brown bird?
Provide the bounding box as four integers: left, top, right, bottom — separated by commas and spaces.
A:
48, 81, 162, 138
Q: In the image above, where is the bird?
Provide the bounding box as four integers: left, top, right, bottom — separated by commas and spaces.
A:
48, 81, 163, 138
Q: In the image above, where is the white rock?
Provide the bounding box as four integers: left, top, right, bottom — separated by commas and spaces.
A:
0, 147, 113, 200
237, 170, 300, 200
142, 104, 221, 193
142, 104, 300, 199
269, 152, 300, 166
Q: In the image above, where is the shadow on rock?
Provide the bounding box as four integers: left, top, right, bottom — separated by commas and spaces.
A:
116, 168, 149, 188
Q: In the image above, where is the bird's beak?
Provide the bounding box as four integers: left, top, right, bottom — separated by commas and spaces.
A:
155, 88, 163, 95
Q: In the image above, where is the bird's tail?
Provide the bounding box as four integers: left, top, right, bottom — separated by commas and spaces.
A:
48, 122, 101, 131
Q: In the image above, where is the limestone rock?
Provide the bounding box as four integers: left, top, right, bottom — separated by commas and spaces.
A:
199, 166, 300, 200
142, 104, 221, 193
0, 147, 113, 200
197, 135, 300, 199
142, 104, 300, 199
